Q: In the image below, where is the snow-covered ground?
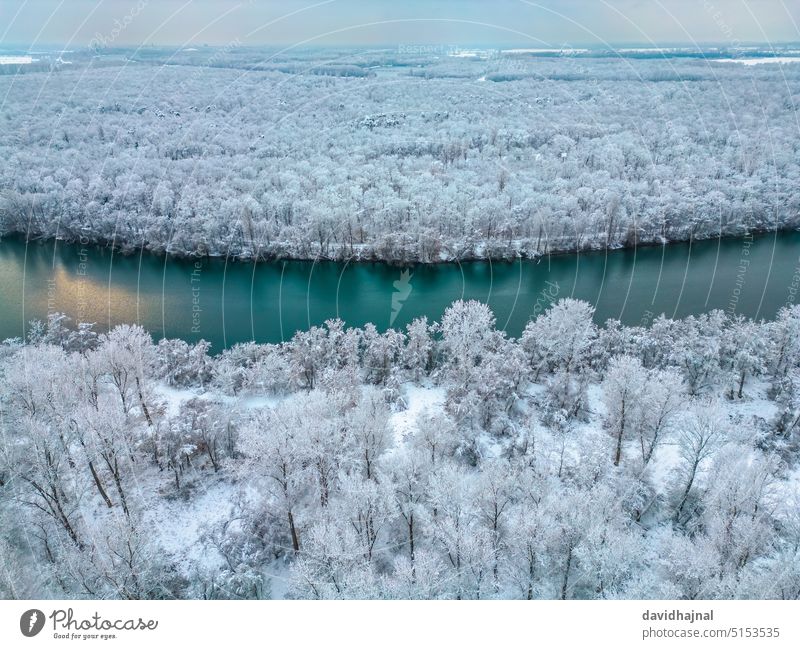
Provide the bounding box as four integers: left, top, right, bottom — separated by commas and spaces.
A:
146, 478, 236, 574
154, 383, 281, 417
717, 56, 800, 65
388, 383, 446, 450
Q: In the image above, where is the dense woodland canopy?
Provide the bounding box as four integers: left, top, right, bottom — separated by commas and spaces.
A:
2, 46, 799, 600
1, 299, 799, 599
1, 47, 799, 261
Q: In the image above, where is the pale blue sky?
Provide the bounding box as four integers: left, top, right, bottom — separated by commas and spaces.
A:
2, 0, 798, 48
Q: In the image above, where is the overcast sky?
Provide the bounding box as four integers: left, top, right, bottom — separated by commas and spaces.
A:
2, 0, 798, 49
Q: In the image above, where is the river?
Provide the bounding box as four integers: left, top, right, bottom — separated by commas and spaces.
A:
1, 232, 799, 350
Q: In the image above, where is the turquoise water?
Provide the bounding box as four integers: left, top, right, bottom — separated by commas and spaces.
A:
1, 233, 798, 350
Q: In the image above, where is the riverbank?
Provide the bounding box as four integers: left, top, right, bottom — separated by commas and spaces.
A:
4, 225, 797, 266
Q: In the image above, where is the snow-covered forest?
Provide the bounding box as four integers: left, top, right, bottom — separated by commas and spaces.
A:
2, 299, 799, 599
2, 47, 799, 261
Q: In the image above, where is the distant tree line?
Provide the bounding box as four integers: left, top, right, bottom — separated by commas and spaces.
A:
1, 53, 798, 262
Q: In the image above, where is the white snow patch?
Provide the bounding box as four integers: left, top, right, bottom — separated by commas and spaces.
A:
502, 48, 589, 55
448, 49, 496, 59
647, 442, 682, 492
148, 480, 237, 574
716, 57, 800, 65
153, 384, 203, 416
0, 56, 34, 65
388, 383, 446, 449
265, 558, 292, 599
153, 383, 282, 417
726, 380, 779, 422
236, 394, 282, 410
586, 383, 607, 419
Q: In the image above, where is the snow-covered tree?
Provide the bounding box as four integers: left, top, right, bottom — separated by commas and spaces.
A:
602, 356, 647, 467
521, 299, 596, 378
671, 400, 730, 524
